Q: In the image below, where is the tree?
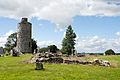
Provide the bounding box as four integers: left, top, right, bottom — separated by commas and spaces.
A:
61, 25, 76, 55
32, 39, 37, 53
39, 45, 59, 53
104, 49, 115, 55
48, 45, 59, 53
5, 33, 37, 53
5, 33, 17, 52
39, 47, 49, 53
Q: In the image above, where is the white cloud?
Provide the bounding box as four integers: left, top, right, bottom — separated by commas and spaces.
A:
116, 32, 120, 37
37, 40, 61, 48
75, 32, 120, 53
0, 30, 14, 47
0, 0, 120, 29
5, 30, 14, 36
76, 36, 106, 52
37, 41, 54, 47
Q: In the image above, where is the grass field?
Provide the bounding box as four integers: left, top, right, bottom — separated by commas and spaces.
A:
0, 54, 120, 80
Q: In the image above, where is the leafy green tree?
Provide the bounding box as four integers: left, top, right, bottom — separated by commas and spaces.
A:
48, 45, 59, 53
5, 33, 17, 52
39, 47, 49, 53
39, 45, 59, 53
104, 49, 115, 55
61, 25, 76, 55
32, 39, 37, 53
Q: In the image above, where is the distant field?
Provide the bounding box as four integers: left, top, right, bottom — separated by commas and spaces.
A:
0, 54, 120, 80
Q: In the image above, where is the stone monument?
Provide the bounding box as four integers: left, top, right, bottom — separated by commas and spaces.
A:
35, 59, 43, 70
16, 18, 32, 53
0, 47, 4, 56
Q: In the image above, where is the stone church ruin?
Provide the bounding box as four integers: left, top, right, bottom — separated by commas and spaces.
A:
16, 18, 32, 53
15, 18, 111, 67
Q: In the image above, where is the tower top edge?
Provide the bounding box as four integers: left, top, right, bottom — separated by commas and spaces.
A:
21, 18, 28, 23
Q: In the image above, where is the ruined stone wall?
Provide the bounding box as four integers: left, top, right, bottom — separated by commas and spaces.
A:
17, 18, 32, 53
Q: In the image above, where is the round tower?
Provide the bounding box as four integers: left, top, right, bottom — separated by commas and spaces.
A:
17, 18, 32, 53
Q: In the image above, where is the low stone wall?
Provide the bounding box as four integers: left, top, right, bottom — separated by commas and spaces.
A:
29, 53, 111, 67
45, 57, 63, 63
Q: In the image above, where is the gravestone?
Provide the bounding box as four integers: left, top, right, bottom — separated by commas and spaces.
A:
0, 47, 4, 57
35, 59, 43, 70
10, 49, 20, 57
0, 47, 4, 56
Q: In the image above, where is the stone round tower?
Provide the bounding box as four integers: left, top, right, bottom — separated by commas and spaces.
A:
17, 18, 32, 53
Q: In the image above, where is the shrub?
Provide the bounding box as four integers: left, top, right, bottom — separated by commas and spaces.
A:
104, 49, 115, 55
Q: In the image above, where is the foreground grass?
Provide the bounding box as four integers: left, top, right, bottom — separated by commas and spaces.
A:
0, 55, 120, 80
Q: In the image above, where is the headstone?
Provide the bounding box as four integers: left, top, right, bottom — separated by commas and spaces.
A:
0, 47, 4, 56
33, 49, 37, 54
35, 59, 43, 70
10, 49, 14, 56
10, 49, 20, 57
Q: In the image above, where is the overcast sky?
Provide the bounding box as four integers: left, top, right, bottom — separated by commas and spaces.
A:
0, 0, 120, 53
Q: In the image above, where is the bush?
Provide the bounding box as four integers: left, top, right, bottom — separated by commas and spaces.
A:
48, 45, 59, 53
104, 49, 115, 55
39, 47, 49, 53
39, 45, 59, 53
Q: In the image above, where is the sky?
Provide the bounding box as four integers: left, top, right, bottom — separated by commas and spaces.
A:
0, 0, 120, 53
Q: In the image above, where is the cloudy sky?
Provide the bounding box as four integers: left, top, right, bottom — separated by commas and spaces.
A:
0, 0, 120, 53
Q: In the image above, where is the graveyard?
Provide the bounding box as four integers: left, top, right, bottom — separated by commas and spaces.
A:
0, 0, 120, 79
0, 17, 120, 80
0, 54, 120, 80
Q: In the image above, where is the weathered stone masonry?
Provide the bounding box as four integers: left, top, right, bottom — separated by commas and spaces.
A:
17, 18, 32, 53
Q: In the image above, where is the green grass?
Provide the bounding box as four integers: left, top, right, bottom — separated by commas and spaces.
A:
0, 55, 120, 80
